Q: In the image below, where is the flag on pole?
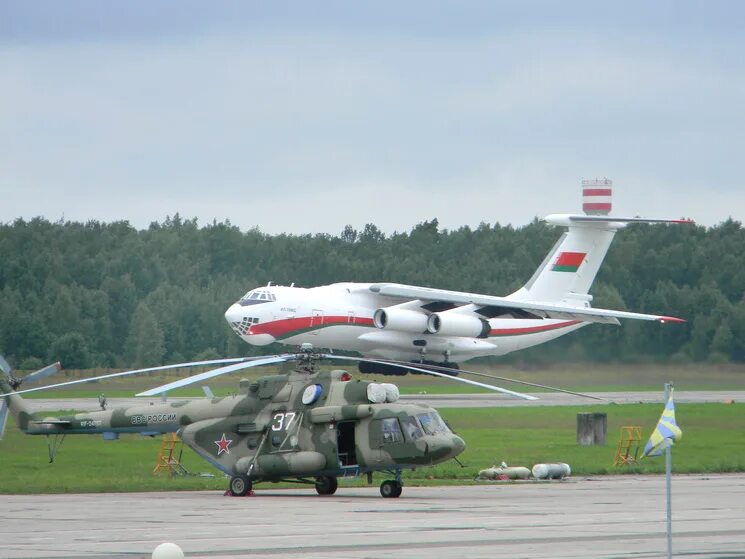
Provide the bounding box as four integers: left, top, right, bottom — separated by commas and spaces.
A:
642, 388, 683, 458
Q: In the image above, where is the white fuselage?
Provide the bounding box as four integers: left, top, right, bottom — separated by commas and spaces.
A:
224, 283, 587, 364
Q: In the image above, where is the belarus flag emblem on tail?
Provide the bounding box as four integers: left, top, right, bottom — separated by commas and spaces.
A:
551, 252, 586, 273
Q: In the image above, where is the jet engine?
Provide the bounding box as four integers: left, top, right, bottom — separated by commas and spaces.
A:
426, 312, 490, 338
373, 307, 428, 333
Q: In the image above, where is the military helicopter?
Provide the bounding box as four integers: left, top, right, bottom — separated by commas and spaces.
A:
1, 347, 594, 498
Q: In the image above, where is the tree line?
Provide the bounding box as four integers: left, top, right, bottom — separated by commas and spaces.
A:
0, 214, 743, 369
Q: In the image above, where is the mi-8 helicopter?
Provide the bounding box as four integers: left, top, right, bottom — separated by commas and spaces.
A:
0, 347, 593, 498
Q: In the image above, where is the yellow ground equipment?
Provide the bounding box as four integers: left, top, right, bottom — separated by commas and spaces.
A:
613, 426, 642, 466
153, 433, 188, 475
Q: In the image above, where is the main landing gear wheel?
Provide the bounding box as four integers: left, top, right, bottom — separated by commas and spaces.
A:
380, 479, 402, 498
229, 475, 252, 496
315, 475, 338, 495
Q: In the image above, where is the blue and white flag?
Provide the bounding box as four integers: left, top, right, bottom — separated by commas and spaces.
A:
642, 388, 683, 458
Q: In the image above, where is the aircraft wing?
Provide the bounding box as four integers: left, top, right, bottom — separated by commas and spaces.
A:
369, 283, 685, 325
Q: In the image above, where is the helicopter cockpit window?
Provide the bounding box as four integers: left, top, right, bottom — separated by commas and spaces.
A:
238, 289, 277, 306
381, 418, 404, 444
401, 416, 424, 441
417, 412, 451, 436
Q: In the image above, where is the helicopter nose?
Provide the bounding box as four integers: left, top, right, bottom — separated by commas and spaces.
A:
426, 434, 466, 461
451, 435, 466, 457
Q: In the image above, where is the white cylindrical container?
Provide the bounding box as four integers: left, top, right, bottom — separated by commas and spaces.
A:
531, 463, 571, 479
380, 383, 400, 403
496, 466, 531, 480
366, 383, 387, 404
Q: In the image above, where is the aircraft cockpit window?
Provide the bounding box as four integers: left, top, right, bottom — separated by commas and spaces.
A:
239, 289, 277, 306
417, 412, 451, 436
381, 418, 404, 444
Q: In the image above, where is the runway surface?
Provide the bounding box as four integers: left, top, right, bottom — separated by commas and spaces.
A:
27, 390, 745, 412
1, 474, 744, 559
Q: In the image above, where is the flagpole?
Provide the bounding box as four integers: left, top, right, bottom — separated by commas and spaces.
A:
664, 382, 672, 559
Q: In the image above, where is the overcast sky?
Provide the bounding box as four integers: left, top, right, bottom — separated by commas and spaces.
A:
2, 1, 743, 234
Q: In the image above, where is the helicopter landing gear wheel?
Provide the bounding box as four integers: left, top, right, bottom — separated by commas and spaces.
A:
229, 475, 252, 496
315, 475, 338, 495
380, 479, 402, 498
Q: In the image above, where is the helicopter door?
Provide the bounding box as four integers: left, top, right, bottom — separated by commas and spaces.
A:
336, 421, 358, 467
309, 309, 324, 335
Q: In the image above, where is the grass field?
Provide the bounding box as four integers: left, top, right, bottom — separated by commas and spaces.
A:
1, 402, 743, 494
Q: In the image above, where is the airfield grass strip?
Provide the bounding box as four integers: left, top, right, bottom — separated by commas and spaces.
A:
0, 403, 743, 494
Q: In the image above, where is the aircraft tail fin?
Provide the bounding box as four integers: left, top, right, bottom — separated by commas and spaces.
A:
509, 214, 693, 306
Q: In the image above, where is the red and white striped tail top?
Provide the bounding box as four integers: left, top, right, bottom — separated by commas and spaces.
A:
582, 178, 612, 215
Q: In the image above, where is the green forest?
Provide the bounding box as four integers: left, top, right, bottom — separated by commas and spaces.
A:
0, 215, 743, 370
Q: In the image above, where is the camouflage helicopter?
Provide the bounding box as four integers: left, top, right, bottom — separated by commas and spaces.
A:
1, 347, 593, 498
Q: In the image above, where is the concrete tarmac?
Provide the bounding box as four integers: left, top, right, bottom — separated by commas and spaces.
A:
28, 390, 745, 412
1, 474, 744, 559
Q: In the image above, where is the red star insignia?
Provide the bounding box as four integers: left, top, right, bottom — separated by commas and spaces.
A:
215, 433, 233, 455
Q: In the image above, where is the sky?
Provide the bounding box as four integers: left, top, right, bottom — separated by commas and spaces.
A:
2, 1, 744, 234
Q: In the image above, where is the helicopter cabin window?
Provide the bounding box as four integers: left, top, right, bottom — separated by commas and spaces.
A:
381, 418, 404, 444
417, 412, 451, 436
401, 416, 423, 441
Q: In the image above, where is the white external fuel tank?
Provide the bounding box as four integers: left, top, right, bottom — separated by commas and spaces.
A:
531, 462, 571, 479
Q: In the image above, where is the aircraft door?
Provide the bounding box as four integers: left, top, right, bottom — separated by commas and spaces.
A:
309, 309, 324, 335
336, 421, 358, 467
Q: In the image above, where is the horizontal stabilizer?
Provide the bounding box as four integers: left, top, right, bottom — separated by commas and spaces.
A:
545, 214, 695, 226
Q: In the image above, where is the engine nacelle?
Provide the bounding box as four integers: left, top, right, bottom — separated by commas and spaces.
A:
373, 307, 428, 333
427, 312, 490, 338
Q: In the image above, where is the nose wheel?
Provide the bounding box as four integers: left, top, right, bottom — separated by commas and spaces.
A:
229, 475, 252, 496
380, 479, 402, 498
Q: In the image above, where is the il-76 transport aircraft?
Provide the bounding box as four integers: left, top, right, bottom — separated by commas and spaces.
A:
224, 212, 692, 369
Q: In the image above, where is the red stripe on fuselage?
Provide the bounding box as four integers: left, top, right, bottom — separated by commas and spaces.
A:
250, 315, 375, 338
249, 315, 581, 341
489, 320, 582, 336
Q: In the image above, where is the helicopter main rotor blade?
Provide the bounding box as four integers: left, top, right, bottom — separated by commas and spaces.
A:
9, 356, 264, 396
0, 400, 8, 440
377, 359, 605, 401
136, 355, 295, 396
321, 355, 538, 401
20, 362, 63, 386
0, 355, 12, 376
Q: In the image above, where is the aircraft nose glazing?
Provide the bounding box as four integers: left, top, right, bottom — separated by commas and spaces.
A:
224, 304, 243, 324
225, 304, 247, 335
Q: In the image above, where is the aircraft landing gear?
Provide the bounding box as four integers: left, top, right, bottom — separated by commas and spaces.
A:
315, 475, 338, 495
229, 474, 252, 496
380, 479, 402, 498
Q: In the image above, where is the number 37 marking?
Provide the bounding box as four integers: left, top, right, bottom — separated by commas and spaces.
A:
271, 412, 297, 431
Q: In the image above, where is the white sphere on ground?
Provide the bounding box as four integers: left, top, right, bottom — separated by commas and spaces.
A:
152, 542, 185, 559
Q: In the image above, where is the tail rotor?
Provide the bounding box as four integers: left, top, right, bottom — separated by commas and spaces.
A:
0, 356, 62, 439
0, 356, 61, 390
